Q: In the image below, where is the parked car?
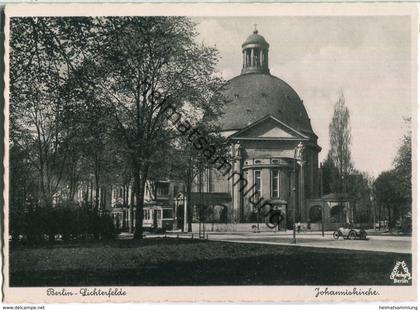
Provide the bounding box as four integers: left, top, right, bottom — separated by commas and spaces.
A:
333, 227, 367, 240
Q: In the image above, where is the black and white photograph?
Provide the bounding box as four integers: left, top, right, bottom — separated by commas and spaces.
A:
2, 3, 417, 303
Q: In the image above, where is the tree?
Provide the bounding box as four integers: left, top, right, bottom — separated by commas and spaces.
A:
374, 118, 412, 230
10, 18, 82, 208
9, 17, 225, 240
171, 143, 207, 232
168, 116, 228, 231
393, 118, 412, 203
327, 93, 353, 192
70, 17, 225, 238
322, 93, 376, 226
374, 170, 400, 227
321, 156, 339, 195
62, 88, 117, 210
346, 170, 373, 224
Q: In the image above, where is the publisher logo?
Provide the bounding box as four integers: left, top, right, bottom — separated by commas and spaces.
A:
390, 261, 412, 284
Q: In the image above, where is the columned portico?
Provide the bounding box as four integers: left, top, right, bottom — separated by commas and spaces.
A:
231, 142, 243, 222
298, 158, 305, 222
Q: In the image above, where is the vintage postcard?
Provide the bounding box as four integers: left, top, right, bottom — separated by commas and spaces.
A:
2, 3, 417, 303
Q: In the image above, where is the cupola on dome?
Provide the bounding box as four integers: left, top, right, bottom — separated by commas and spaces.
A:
241, 29, 270, 75
242, 29, 270, 48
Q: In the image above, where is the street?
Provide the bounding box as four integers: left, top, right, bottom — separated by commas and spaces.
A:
206, 231, 411, 253
161, 231, 411, 254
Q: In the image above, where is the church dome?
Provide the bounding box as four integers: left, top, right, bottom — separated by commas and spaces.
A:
217, 29, 314, 136
218, 73, 314, 135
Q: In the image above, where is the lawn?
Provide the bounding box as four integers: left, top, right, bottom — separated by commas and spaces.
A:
10, 238, 412, 286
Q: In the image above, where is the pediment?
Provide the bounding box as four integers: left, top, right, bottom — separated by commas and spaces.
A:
230, 115, 309, 140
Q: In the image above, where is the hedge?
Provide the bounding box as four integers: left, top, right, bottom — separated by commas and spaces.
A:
9, 204, 115, 243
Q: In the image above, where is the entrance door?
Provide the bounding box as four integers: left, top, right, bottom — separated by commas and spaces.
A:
157, 210, 162, 229
266, 204, 286, 230
177, 205, 184, 229
153, 210, 158, 230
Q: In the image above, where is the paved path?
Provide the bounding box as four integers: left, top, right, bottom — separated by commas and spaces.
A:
202, 231, 412, 254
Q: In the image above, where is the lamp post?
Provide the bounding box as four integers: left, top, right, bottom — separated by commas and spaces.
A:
292, 152, 297, 244
183, 188, 187, 233
320, 163, 325, 237
341, 174, 345, 224
292, 142, 305, 244
371, 194, 376, 231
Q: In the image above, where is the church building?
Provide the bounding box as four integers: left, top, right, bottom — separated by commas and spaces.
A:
187, 29, 323, 229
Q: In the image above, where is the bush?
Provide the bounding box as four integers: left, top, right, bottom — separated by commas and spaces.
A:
9, 204, 116, 243
98, 215, 115, 240
400, 216, 412, 234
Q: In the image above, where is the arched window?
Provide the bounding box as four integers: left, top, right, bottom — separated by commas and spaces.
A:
254, 48, 260, 67
309, 205, 322, 222
330, 205, 345, 223
272, 169, 280, 198
254, 170, 262, 195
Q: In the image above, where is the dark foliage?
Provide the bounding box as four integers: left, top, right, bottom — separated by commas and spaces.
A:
374, 119, 411, 232
9, 204, 115, 243
9, 17, 225, 239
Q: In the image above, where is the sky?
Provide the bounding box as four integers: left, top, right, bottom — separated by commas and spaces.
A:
192, 16, 413, 177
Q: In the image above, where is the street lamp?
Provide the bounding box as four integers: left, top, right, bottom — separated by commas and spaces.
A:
320, 163, 325, 237
370, 194, 375, 231
292, 142, 305, 244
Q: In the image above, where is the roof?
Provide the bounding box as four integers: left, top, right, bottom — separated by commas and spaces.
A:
266, 199, 288, 205
229, 114, 310, 141
242, 30, 269, 48
217, 73, 315, 136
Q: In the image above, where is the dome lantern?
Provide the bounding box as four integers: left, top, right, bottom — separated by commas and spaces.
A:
241, 27, 270, 75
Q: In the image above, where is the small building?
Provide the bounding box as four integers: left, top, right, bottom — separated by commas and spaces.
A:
307, 193, 354, 231
110, 179, 183, 231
